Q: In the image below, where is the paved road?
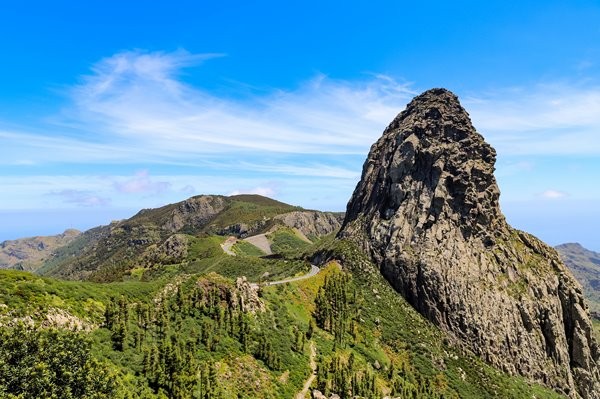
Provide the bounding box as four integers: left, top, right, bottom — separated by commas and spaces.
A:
262, 264, 320, 286
220, 238, 237, 256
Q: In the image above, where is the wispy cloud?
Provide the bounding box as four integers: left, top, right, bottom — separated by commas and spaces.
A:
0, 173, 352, 211
50, 189, 110, 207
3, 49, 600, 172
228, 186, 277, 197
539, 189, 569, 199
466, 84, 600, 155
0, 50, 415, 170
113, 170, 171, 195
2, 49, 600, 216
66, 50, 414, 156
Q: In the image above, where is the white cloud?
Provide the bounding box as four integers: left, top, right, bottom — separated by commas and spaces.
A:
49, 189, 110, 207
539, 189, 569, 199
113, 170, 171, 195
0, 174, 354, 211
465, 84, 600, 155
3, 49, 600, 217
3, 49, 600, 170
66, 51, 414, 156
228, 186, 278, 197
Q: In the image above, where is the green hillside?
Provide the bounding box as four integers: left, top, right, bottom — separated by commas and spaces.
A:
36, 195, 303, 282
0, 236, 567, 398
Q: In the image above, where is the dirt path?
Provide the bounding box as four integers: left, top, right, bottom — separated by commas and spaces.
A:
243, 233, 272, 255
296, 341, 317, 399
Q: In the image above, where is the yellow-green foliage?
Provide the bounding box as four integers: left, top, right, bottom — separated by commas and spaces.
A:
268, 228, 311, 255
232, 240, 266, 256
0, 269, 161, 322
0, 240, 568, 399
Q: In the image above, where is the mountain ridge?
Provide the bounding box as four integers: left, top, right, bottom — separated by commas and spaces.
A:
0, 229, 81, 271
0, 91, 598, 398
556, 242, 600, 315
36, 194, 342, 281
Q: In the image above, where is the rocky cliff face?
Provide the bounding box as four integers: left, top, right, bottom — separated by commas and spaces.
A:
274, 211, 342, 238
163, 195, 228, 232
339, 88, 600, 398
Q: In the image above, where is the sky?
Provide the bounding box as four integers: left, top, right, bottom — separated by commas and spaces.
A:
1, 1, 600, 251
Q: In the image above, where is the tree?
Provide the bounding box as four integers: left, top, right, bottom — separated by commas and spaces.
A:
0, 324, 119, 398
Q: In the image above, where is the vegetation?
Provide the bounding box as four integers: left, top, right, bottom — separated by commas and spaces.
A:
36, 195, 303, 282
0, 221, 569, 398
555, 243, 600, 313
208, 195, 300, 230
593, 318, 600, 342
0, 269, 160, 322
0, 325, 119, 398
268, 228, 311, 256
231, 240, 266, 257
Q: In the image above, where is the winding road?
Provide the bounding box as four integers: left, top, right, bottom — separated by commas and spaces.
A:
221, 234, 321, 287
262, 264, 320, 286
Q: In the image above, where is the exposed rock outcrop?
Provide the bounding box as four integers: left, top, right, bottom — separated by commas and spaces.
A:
274, 211, 342, 238
142, 234, 189, 265
164, 195, 227, 232
0, 229, 81, 271
234, 276, 265, 313
339, 88, 600, 398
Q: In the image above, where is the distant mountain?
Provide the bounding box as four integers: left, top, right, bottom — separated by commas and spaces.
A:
0, 202, 569, 399
37, 194, 342, 281
556, 243, 600, 315
0, 229, 81, 271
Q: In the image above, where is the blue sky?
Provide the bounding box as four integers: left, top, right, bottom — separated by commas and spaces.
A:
1, 1, 600, 250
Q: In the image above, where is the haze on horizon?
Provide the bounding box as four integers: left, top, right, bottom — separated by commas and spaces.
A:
1, 1, 600, 251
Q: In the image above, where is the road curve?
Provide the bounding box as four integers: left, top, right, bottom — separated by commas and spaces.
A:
262, 264, 320, 286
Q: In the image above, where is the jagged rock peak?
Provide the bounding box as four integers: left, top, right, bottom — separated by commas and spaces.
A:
340, 88, 600, 398
343, 87, 504, 245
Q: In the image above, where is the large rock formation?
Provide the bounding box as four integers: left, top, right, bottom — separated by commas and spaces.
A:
274, 211, 342, 238
339, 88, 600, 398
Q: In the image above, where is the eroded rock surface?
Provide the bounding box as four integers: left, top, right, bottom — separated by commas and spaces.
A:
275, 211, 342, 238
339, 88, 600, 398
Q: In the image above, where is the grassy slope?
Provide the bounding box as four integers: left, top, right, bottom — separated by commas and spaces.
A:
37, 195, 303, 282
268, 228, 312, 256
181, 235, 310, 282
0, 269, 162, 325
0, 234, 567, 398
232, 240, 266, 256
0, 229, 81, 271
304, 240, 566, 399
207, 195, 300, 230
593, 319, 600, 342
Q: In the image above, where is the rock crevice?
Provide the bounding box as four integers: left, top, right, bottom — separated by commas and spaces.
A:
339, 88, 600, 398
